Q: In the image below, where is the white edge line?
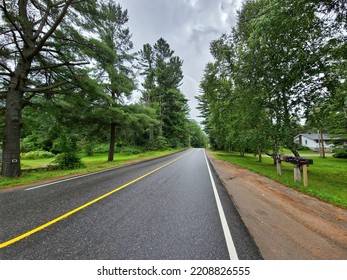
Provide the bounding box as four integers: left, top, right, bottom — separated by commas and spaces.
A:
25, 168, 114, 191
204, 149, 239, 260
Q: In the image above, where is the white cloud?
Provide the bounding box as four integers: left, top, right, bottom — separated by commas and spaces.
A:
116, 0, 243, 122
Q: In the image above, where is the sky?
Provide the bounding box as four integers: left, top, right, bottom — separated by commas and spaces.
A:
116, 0, 243, 123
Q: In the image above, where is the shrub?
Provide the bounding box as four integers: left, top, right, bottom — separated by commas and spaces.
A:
146, 136, 169, 150
333, 152, 347, 158
53, 152, 84, 170
51, 134, 84, 169
297, 144, 311, 151
332, 148, 347, 158
21, 150, 55, 159
93, 143, 109, 153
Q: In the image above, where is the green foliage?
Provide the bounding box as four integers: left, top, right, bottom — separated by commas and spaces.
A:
117, 146, 143, 155
197, 0, 346, 157
80, 140, 94, 156
189, 120, 207, 148
21, 151, 55, 160
52, 134, 84, 170
139, 38, 190, 149
333, 152, 347, 159
53, 153, 84, 170
146, 136, 170, 150
296, 145, 311, 151
332, 148, 347, 158
93, 143, 110, 153
20, 134, 44, 152
2, 0, 190, 176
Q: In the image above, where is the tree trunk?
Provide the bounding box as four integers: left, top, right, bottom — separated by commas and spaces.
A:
108, 122, 116, 162
1, 57, 32, 177
2, 89, 22, 177
149, 127, 154, 141
290, 147, 300, 157
319, 128, 325, 158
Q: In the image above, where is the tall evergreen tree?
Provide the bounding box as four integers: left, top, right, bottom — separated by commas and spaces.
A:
0, 0, 95, 177
139, 38, 189, 148
82, 1, 136, 161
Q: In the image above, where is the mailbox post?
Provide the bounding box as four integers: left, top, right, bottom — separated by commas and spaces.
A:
271, 154, 282, 176
282, 156, 313, 187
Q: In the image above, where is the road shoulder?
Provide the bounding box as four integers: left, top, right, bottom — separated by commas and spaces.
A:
207, 151, 347, 260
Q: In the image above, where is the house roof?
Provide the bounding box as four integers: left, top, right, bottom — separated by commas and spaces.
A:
295, 133, 331, 141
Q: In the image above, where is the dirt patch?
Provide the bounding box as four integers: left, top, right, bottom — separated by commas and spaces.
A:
207, 151, 347, 260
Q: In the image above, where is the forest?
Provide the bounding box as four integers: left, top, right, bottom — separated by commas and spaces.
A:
0, 1, 206, 178
197, 0, 346, 159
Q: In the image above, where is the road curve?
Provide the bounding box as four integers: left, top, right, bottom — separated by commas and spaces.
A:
0, 148, 261, 260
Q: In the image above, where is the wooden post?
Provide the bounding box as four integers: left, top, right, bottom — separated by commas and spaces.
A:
303, 165, 308, 187
294, 165, 301, 183
276, 160, 282, 176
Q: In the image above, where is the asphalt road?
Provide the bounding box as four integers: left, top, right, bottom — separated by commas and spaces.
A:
0, 148, 261, 260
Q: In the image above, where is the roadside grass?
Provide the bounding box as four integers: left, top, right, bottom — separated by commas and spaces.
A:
0, 149, 184, 189
213, 152, 347, 208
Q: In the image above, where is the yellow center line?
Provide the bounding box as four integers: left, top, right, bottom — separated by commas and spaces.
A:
0, 151, 191, 249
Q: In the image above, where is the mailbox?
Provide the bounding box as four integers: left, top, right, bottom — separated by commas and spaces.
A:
283, 156, 313, 166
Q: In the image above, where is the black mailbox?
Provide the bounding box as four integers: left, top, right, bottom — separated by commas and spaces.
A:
283, 156, 313, 166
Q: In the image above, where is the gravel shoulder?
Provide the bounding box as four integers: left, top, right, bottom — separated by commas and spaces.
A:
207, 151, 347, 260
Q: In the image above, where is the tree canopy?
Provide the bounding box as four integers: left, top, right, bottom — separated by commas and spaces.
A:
0, 0, 200, 177
197, 0, 346, 157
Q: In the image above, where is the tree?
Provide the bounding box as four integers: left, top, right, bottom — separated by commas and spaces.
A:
0, 0, 94, 177
238, 0, 344, 156
82, 1, 136, 161
197, 0, 346, 158
139, 38, 189, 148
188, 120, 207, 148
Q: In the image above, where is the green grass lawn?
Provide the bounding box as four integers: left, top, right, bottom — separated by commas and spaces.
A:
214, 152, 347, 208
280, 148, 320, 155
0, 149, 183, 189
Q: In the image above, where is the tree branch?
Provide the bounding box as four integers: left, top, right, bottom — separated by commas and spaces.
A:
33, 1, 52, 40
21, 81, 68, 93
30, 61, 89, 71
0, 1, 29, 47
31, 0, 75, 58
0, 72, 11, 76
21, 92, 36, 108
0, 62, 13, 74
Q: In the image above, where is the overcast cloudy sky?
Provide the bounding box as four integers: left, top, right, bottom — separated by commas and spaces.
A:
116, 0, 243, 122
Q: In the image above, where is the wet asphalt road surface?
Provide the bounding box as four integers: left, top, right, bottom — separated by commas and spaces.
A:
0, 149, 261, 260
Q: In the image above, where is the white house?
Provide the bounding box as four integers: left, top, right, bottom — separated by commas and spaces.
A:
294, 133, 334, 152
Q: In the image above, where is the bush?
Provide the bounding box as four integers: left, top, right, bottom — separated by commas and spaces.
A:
93, 143, 109, 153
53, 152, 84, 170
332, 148, 347, 158
21, 135, 42, 152
146, 136, 169, 150
333, 152, 347, 158
51, 134, 84, 169
297, 144, 311, 151
21, 150, 55, 159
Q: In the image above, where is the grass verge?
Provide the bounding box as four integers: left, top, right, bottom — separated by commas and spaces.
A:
213, 152, 347, 208
0, 149, 184, 189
